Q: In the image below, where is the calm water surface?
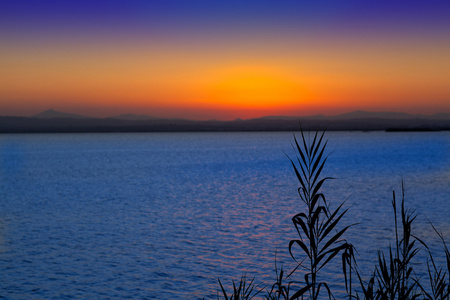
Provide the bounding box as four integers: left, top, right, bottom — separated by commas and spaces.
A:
0, 131, 449, 299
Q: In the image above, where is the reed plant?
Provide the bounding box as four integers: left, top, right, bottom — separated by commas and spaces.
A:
216, 129, 450, 300
418, 223, 450, 299
351, 182, 450, 300
217, 275, 263, 300
285, 128, 355, 299
352, 184, 421, 299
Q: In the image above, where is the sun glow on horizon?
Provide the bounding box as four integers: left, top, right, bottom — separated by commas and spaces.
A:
193, 65, 310, 110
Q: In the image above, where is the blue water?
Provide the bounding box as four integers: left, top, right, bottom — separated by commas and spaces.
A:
0, 131, 449, 299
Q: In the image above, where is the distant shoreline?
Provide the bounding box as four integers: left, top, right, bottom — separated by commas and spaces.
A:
1, 115, 449, 133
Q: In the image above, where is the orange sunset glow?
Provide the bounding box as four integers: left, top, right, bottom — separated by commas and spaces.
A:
1, 2, 449, 120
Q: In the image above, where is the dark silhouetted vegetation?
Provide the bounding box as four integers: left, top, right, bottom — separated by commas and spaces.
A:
216, 129, 450, 300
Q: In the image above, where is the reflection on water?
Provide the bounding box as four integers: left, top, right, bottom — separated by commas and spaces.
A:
0, 131, 449, 299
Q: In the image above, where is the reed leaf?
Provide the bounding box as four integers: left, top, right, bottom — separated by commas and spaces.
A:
311, 130, 326, 161
311, 177, 333, 199
316, 243, 351, 271
309, 130, 319, 157
319, 208, 348, 242
295, 156, 309, 185
292, 214, 309, 239
218, 279, 229, 300
311, 141, 327, 179
315, 282, 333, 300
297, 188, 308, 205
319, 225, 352, 255
289, 158, 307, 192
311, 206, 326, 225
293, 135, 308, 168
289, 240, 311, 260
311, 157, 328, 190
289, 283, 313, 300
310, 193, 327, 213
299, 127, 309, 159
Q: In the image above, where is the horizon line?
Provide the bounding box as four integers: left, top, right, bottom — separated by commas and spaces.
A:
2, 108, 450, 122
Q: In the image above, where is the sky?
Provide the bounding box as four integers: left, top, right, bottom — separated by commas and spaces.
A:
1, 1, 449, 120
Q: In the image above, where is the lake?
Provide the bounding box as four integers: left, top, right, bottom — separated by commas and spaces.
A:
0, 131, 449, 299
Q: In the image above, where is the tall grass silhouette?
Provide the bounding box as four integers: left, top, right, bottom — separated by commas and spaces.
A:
353, 184, 450, 300
283, 128, 355, 299
216, 129, 450, 300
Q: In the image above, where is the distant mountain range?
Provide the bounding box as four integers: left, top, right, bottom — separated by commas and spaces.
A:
31, 109, 450, 121
34, 109, 92, 119
260, 110, 450, 121
107, 114, 161, 121
33, 109, 173, 121
1, 109, 449, 133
